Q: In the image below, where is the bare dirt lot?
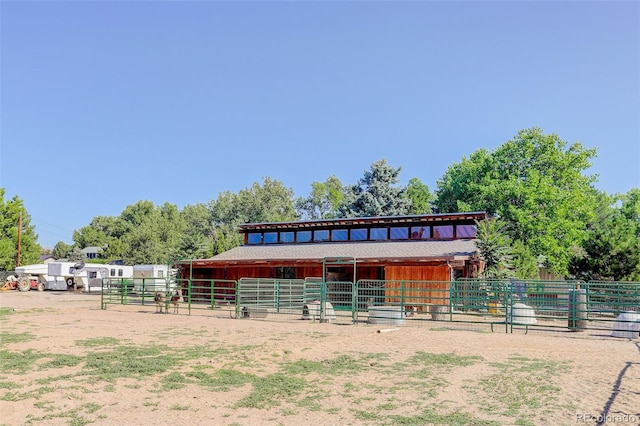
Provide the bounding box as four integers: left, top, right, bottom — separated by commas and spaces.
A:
1, 291, 639, 426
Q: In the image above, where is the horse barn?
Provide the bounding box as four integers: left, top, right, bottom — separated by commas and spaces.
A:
176, 212, 487, 313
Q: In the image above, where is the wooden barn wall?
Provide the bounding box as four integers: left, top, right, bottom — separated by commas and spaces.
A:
384, 265, 451, 306
357, 266, 383, 280
297, 266, 323, 279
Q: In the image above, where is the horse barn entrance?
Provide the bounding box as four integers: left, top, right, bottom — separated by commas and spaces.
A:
322, 257, 364, 310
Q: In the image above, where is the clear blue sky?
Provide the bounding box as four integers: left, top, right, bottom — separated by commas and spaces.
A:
1, 1, 639, 248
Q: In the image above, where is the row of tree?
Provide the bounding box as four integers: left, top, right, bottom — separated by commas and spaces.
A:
1, 128, 638, 280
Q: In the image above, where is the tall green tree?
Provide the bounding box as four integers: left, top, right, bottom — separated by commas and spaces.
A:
209, 178, 298, 254
296, 176, 345, 220
404, 177, 433, 214
52, 241, 72, 259
435, 128, 599, 275
178, 203, 214, 260
122, 202, 185, 265
570, 189, 640, 281
0, 189, 40, 270
237, 177, 297, 223
338, 159, 411, 217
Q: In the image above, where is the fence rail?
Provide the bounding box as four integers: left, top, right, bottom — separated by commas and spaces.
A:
100, 278, 640, 336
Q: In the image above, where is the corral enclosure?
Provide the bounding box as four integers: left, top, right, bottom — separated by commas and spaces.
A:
102, 277, 640, 338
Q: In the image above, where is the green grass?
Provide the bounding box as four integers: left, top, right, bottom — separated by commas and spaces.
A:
75, 337, 120, 347
0, 331, 36, 346
282, 354, 370, 375
0, 307, 15, 316
186, 368, 250, 391
236, 373, 306, 409
469, 355, 570, 418
409, 351, 484, 368
0, 380, 21, 389
388, 407, 501, 426
39, 353, 84, 369
83, 344, 177, 381
0, 349, 42, 374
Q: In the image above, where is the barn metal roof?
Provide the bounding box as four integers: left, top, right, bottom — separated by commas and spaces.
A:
189, 239, 479, 266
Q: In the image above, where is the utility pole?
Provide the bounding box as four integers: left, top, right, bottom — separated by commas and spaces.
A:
16, 212, 22, 267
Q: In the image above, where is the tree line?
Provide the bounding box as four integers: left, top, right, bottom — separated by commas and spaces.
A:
1, 128, 638, 280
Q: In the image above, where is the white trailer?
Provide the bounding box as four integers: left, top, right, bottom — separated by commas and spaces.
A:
132, 265, 177, 294
52, 263, 134, 293
47, 262, 88, 290
2, 262, 135, 292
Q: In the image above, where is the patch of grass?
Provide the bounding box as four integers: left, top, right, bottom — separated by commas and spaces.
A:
36, 373, 77, 385
0, 349, 42, 373
0, 331, 36, 346
471, 356, 570, 418
170, 403, 190, 410
27, 407, 93, 426
21, 385, 57, 400
0, 391, 19, 401
282, 354, 367, 376
84, 344, 177, 381
296, 395, 322, 411
0, 380, 21, 389
187, 368, 250, 391
161, 371, 191, 390
39, 353, 84, 369
353, 409, 384, 422
236, 373, 306, 409
75, 337, 120, 347
388, 407, 500, 426
0, 307, 15, 316
34, 399, 56, 411
409, 351, 484, 368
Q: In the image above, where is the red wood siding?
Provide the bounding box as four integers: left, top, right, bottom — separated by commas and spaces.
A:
385, 265, 450, 305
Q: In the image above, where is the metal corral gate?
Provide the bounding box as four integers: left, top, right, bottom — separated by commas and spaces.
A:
101, 277, 640, 335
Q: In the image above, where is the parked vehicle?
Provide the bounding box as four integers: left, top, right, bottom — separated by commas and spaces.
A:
2, 262, 134, 292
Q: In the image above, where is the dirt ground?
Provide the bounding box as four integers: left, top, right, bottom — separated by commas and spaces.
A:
0, 291, 639, 426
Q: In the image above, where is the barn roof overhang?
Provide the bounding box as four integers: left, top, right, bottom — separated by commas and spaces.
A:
237, 212, 487, 232
180, 240, 479, 268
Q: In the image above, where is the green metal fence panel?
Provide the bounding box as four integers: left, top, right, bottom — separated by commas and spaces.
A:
100, 276, 174, 310
101, 275, 640, 337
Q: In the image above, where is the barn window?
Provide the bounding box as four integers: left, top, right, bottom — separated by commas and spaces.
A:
350, 228, 367, 241
433, 225, 454, 239
297, 230, 312, 243
264, 232, 278, 243
332, 229, 348, 241
390, 227, 408, 240
456, 224, 476, 238
247, 233, 262, 244
410, 226, 430, 239
314, 230, 330, 242
277, 267, 295, 279
370, 227, 387, 240
280, 232, 294, 243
